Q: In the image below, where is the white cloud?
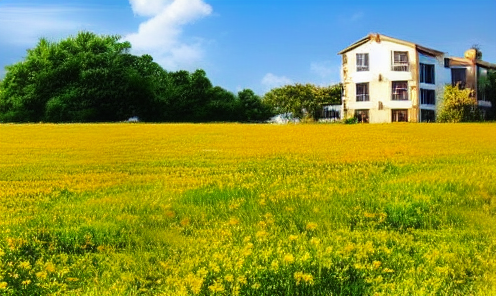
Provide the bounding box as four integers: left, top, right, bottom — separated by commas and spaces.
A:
125, 0, 213, 71
261, 73, 293, 90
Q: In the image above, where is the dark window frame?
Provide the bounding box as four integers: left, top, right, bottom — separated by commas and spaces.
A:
420, 89, 436, 105
420, 109, 436, 122
451, 68, 467, 89
356, 53, 369, 71
392, 51, 409, 71
356, 83, 369, 102
392, 81, 409, 101
355, 109, 369, 123
392, 109, 409, 122
420, 63, 435, 84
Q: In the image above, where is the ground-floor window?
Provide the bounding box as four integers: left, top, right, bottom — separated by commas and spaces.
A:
322, 108, 340, 120
420, 109, 435, 122
392, 109, 408, 122
355, 109, 369, 123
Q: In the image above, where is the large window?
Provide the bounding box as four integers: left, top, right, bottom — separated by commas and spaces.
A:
392, 109, 408, 122
420, 109, 435, 122
355, 110, 369, 123
392, 51, 409, 71
420, 63, 435, 84
392, 81, 408, 100
451, 68, 467, 89
322, 105, 340, 120
420, 89, 435, 105
356, 83, 369, 101
356, 53, 369, 71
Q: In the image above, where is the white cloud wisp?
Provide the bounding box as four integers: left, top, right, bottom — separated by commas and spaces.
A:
125, 0, 212, 71
261, 73, 293, 91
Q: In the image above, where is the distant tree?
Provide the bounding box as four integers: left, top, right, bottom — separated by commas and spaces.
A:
437, 84, 479, 122
263, 83, 341, 121
238, 89, 273, 122
0, 32, 161, 122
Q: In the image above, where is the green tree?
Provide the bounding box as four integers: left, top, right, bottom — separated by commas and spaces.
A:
0, 32, 161, 122
263, 83, 341, 121
238, 89, 273, 122
437, 84, 479, 123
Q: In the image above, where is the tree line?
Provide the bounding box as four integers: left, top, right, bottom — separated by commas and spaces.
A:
0, 32, 274, 123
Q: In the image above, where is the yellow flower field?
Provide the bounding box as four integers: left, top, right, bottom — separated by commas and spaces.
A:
0, 123, 495, 295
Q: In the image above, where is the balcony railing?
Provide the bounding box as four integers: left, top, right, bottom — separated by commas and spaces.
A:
391, 62, 409, 71
356, 94, 369, 102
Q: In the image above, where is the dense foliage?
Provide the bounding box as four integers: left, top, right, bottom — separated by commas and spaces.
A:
263, 83, 341, 121
437, 84, 480, 123
479, 69, 496, 120
0, 32, 272, 123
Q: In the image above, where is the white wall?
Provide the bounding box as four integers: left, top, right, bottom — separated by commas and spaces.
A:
342, 39, 418, 123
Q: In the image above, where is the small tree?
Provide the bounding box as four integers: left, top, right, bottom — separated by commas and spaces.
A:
437, 84, 479, 122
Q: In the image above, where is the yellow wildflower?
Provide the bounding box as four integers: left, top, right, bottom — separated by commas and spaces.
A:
306, 222, 318, 231
294, 272, 314, 285
283, 253, 295, 264
208, 280, 224, 293
373, 261, 382, 269
288, 235, 298, 241
0, 282, 7, 289
224, 274, 234, 282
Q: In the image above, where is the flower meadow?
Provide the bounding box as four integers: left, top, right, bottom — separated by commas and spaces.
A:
0, 123, 495, 296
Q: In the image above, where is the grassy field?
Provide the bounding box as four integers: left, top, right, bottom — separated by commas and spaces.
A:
0, 123, 495, 296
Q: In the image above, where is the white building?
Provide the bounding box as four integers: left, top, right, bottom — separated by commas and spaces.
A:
337, 33, 495, 123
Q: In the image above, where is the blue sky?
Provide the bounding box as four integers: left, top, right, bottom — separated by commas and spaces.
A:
1, 0, 495, 95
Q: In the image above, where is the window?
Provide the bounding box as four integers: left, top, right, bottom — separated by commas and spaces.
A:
420, 109, 435, 122
420, 63, 435, 84
392, 81, 408, 100
322, 105, 340, 120
392, 109, 408, 122
420, 89, 435, 105
356, 53, 369, 71
392, 51, 409, 71
451, 68, 467, 89
355, 110, 369, 123
356, 83, 369, 101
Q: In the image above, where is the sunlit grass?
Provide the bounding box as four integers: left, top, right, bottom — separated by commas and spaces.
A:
1, 123, 495, 295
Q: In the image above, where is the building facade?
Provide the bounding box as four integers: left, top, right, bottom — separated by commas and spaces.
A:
337, 34, 495, 123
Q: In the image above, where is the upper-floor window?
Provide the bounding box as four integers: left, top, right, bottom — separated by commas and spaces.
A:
420, 63, 435, 84
451, 68, 467, 89
356, 83, 369, 101
420, 89, 435, 105
392, 51, 409, 71
392, 81, 408, 100
356, 53, 369, 71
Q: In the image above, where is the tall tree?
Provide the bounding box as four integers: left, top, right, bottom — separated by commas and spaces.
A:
0, 32, 161, 122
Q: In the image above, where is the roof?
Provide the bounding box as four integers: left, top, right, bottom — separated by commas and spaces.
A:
338, 33, 444, 57
449, 57, 496, 69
